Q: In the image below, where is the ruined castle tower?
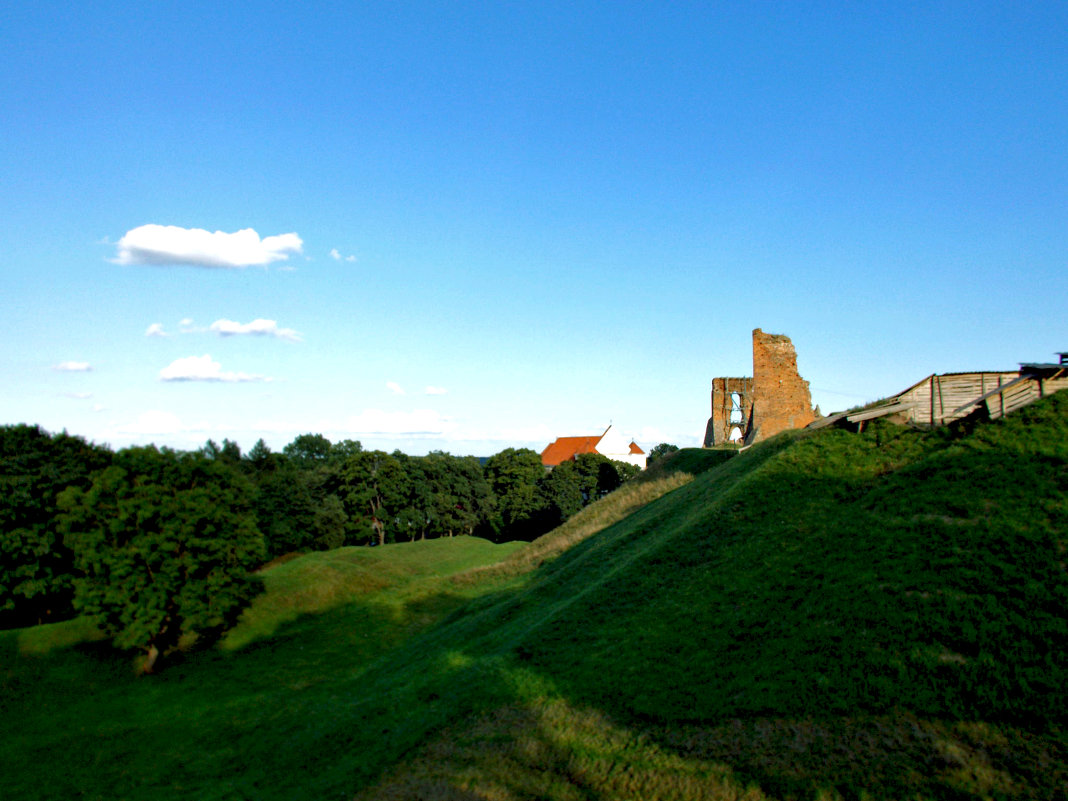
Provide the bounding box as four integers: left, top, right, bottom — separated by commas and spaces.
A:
750, 328, 816, 441
705, 377, 754, 446
704, 329, 816, 446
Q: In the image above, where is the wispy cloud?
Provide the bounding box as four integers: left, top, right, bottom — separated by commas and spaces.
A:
329, 248, 357, 262
54, 360, 91, 372
424, 386, 448, 395
208, 318, 302, 342
64, 392, 93, 399
114, 224, 303, 269
159, 355, 271, 383
386, 381, 406, 395
149, 318, 302, 342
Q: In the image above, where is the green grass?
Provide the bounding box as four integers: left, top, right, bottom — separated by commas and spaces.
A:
3, 395, 1067, 799
0, 538, 525, 800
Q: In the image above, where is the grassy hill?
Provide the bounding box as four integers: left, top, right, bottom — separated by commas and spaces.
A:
2, 394, 1067, 800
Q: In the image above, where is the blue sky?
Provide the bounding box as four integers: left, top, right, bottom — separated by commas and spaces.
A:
3, 1, 1066, 455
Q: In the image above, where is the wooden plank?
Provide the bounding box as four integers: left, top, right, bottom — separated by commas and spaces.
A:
930, 376, 937, 425
949, 375, 1031, 414
846, 401, 915, 423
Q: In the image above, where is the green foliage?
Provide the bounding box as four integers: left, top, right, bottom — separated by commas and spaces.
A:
251, 457, 347, 556
282, 432, 334, 467
484, 448, 548, 539
528, 453, 642, 535
537, 460, 584, 526
0, 425, 111, 628
339, 450, 410, 545
201, 437, 242, 465
56, 446, 266, 672
646, 442, 680, 464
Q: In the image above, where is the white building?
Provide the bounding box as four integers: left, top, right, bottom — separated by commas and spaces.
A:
540, 425, 646, 469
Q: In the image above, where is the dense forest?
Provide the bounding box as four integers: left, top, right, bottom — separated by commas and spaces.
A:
0, 424, 642, 660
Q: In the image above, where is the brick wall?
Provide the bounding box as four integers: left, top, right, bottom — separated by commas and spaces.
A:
750, 328, 816, 442
705, 376, 754, 446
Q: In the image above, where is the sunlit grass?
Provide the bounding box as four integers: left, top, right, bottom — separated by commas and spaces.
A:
223, 537, 523, 650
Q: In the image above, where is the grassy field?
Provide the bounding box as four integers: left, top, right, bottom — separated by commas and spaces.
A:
2, 395, 1067, 799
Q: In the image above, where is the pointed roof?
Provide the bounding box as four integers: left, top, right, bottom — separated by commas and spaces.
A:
628, 441, 645, 455
540, 434, 603, 466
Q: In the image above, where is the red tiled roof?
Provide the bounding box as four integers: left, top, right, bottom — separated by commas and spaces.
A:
540, 434, 603, 466
628, 441, 645, 454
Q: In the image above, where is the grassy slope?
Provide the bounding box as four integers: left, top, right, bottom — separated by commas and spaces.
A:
3, 397, 1067, 799
0, 538, 524, 800
363, 396, 1068, 799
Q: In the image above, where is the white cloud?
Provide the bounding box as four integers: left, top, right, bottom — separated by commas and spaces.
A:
424, 385, 448, 395
114, 224, 303, 269
159, 354, 271, 383
180, 318, 194, 327
386, 381, 406, 395
341, 409, 457, 437
54, 361, 91, 372
209, 318, 302, 342
64, 392, 93, 400
330, 247, 357, 262
145, 322, 167, 337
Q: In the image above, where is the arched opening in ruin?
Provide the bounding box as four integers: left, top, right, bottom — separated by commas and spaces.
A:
729, 392, 744, 424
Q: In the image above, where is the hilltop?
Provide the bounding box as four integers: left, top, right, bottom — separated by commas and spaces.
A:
2, 393, 1067, 799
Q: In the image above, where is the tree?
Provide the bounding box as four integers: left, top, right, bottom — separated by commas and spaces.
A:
338, 450, 409, 546
422, 452, 495, 538
245, 438, 277, 471
453, 454, 497, 538
0, 424, 112, 628
484, 448, 549, 541
330, 439, 363, 463
57, 446, 265, 673
646, 443, 680, 465
202, 438, 242, 465
535, 454, 638, 530
282, 433, 333, 468
245, 438, 349, 556
537, 459, 584, 528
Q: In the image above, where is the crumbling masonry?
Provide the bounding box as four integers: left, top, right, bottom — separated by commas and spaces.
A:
704, 329, 817, 446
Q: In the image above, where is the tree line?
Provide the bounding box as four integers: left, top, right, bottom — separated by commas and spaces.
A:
0, 424, 641, 670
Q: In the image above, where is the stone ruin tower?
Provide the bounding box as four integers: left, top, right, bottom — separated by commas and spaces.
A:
704, 328, 817, 446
